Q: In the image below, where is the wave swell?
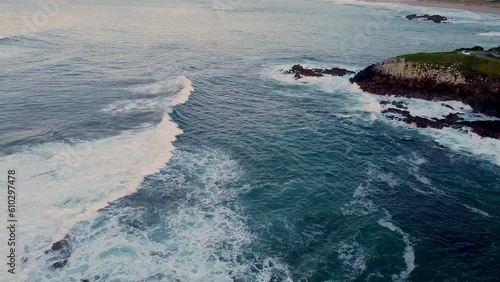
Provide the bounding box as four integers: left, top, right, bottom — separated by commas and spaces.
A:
0, 76, 194, 280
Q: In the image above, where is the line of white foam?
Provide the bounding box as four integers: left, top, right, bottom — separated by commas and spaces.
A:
377, 212, 415, 281
477, 31, 500, 37
464, 204, 491, 218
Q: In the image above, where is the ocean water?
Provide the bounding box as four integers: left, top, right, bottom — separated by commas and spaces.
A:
0, 0, 499, 281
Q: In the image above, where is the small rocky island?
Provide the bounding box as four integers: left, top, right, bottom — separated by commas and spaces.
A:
350, 47, 500, 138
406, 14, 450, 23
282, 64, 355, 79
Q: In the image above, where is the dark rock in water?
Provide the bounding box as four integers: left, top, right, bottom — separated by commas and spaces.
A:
51, 260, 68, 269
322, 67, 356, 76
460, 120, 500, 139
287, 65, 323, 79
81, 279, 90, 282
47, 240, 70, 252
406, 14, 449, 23
441, 113, 462, 123
283, 64, 355, 79
44, 237, 74, 270
392, 101, 408, 109
382, 108, 444, 129
381, 104, 500, 138
442, 103, 455, 110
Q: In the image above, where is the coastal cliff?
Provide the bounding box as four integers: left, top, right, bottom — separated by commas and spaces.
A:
350, 52, 500, 117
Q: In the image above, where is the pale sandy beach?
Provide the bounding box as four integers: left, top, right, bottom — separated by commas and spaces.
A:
365, 0, 500, 15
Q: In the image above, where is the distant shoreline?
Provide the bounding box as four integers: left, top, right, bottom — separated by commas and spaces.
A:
364, 0, 500, 15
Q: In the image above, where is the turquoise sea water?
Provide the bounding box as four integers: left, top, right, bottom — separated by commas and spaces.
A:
0, 0, 499, 281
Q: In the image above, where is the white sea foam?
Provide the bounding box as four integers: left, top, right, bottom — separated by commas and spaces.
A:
170, 76, 195, 106
343, 178, 379, 216
353, 184, 369, 198
378, 96, 500, 122
264, 65, 378, 122
367, 167, 400, 188
0, 76, 194, 281
421, 127, 500, 166
343, 170, 415, 280
102, 98, 165, 114
402, 153, 432, 186
382, 114, 500, 166
333, 113, 353, 118
476, 31, 500, 37
26, 149, 292, 282
129, 76, 192, 96
211, 5, 230, 11
104, 77, 194, 115
369, 94, 500, 166
261, 63, 362, 86
341, 199, 378, 216
394, 152, 427, 166
464, 204, 491, 218
338, 240, 367, 280
395, 153, 448, 196
378, 212, 415, 281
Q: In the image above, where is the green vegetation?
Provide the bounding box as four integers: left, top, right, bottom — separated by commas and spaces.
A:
400, 51, 500, 79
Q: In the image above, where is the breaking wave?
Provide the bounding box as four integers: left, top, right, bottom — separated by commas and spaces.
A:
0, 76, 194, 280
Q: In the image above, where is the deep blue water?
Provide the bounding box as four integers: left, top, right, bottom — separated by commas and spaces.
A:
0, 0, 499, 281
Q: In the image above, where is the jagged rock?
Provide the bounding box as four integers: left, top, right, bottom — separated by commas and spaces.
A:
322, 67, 356, 76
406, 14, 449, 23
381, 105, 500, 138
441, 113, 462, 123
382, 108, 410, 116
47, 240, 70, 252
283, 65, 355, 79
460, 120, 500, 139
442, 103, 455, 110
44, 237, 74, 270
51, 260, 67, 269
382, 108, 444, 129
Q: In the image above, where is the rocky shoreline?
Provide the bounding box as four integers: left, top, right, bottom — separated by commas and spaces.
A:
349, 58, 500, 117
282, 47, 500, 139
348, 59, 500, 137
379, 101, 500, 139
349, 48, 500, 138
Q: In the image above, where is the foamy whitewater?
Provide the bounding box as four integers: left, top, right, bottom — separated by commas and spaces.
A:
0, 0, 499, 281
0, 76, 193, 280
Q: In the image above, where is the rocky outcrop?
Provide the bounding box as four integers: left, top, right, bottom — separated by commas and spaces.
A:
350, 57, 500, 118
381, 105, 500, 138
456, 46, 484, 52
406, 14, 449, 23
283, 65, 355, 79
44, 237, 73, 270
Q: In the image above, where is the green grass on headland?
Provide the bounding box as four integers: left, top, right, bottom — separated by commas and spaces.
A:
400, 51, 500, 79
